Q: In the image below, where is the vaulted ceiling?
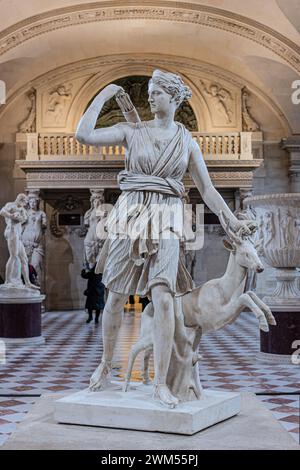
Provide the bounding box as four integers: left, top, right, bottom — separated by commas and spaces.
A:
0, 0, 299, 132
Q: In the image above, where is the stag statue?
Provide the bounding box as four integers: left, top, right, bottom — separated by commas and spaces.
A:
124, 211, 276, 399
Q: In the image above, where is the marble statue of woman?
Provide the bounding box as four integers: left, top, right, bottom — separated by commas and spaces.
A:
83, 190, 106, 267
0, 194, 40, 292
21, 191, 47, 286
75, 69, 251, 408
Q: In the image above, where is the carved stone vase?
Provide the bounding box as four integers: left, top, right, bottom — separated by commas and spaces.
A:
244, 193, 300, 362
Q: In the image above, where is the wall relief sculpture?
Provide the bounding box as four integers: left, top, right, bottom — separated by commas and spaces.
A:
46, 83, 73, 125
199, 79, 234, 125
241, 87, 261, 132
18, 88, 36, 133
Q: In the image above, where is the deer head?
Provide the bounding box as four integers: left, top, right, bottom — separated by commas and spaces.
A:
219, 211, 264, 273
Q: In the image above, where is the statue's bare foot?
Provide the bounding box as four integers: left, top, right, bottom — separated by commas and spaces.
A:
25, 283, 40, 291
89, 361, 111, 392
153, 384, 179, 409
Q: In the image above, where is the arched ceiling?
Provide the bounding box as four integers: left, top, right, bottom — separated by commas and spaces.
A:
0, 1, 299, 132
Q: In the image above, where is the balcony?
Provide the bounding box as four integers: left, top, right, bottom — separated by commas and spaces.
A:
18, 131, 256, 161
16, 131, 263, 190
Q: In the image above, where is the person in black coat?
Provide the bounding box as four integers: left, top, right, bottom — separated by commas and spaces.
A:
81, 263, 105, 324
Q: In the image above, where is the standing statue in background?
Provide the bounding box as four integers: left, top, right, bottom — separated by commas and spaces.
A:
76, 69, 252, 408
0, 194, 40, 293
83, 190, 106, 267
21, 190, 47, 286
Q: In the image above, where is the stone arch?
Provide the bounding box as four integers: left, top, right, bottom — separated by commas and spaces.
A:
0, 54, 291, 136
69, 64, 207, 132
0, 1, 299, 74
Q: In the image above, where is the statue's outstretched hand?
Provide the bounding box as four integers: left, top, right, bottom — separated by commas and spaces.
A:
235, 220, 257, 238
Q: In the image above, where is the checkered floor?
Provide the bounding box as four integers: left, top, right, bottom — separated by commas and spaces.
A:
0, 308, 299, 447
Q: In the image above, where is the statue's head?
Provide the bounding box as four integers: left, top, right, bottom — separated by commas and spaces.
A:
28, 196, 39, 210
26, 190, 40, 210
148, 69, 192, 113
219, 211, 264, 273
15, 193, 28, 208
90, 190, 104, 208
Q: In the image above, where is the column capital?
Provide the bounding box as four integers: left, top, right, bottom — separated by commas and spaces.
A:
280, 136, 300, 192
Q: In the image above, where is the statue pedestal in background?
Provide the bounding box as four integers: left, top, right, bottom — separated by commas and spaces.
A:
0, 194, 45, 344
245, 194, 300, 363
0, 292, 45, 345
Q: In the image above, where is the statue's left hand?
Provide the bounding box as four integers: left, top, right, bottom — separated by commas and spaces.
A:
235, 220, 257, 237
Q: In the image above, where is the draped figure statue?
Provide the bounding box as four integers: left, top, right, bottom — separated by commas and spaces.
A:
75, 69, 251, 408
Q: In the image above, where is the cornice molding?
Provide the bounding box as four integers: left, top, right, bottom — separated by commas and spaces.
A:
0, 1, 299, 72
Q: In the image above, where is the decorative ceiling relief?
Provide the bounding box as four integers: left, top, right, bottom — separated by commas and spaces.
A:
0, 2, 299, 74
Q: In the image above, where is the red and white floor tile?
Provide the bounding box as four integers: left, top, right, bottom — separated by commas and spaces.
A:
0, 310, 299, 446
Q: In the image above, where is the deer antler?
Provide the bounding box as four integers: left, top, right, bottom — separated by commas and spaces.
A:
219, 210, 242, 245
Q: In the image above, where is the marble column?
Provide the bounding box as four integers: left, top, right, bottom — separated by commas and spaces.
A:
281, 137, 300, 193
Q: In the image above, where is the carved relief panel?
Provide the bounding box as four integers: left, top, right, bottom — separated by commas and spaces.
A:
193, 76, 242, 131
37, 77, 87, 131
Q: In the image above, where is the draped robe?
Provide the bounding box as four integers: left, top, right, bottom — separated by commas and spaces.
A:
96, 121, 194, 297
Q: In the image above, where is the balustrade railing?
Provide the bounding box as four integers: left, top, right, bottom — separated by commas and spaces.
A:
22, 131, 253, 161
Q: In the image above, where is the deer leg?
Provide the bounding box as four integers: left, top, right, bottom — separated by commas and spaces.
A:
142, 347, 153, 385
190, 363, 203, 400
239, 293, 270, 331
246, 291, 276, 326
123, 336, 152, 392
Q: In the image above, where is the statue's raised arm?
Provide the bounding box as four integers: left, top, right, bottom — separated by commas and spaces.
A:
75, 84, 128, 147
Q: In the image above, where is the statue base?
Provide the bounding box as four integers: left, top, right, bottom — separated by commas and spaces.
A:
54, 383, 240, 435
0, 283, 42, 299
0, 292, 45, 344
259, 304, 300, 363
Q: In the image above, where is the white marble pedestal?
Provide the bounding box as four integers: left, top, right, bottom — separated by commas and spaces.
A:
54, 383, 241, 435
